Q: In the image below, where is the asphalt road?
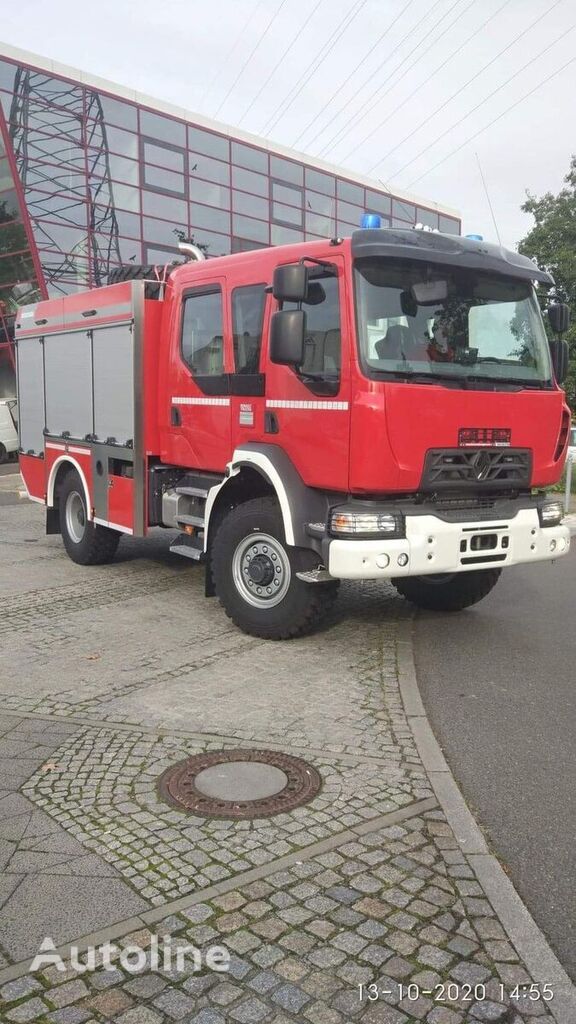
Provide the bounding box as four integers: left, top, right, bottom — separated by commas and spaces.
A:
0, 462, 18, 476
414, 546, 576, 981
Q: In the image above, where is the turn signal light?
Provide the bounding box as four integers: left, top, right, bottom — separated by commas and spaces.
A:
538, 501, 564, 527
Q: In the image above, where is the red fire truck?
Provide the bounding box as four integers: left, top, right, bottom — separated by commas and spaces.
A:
15, 228, 571, 639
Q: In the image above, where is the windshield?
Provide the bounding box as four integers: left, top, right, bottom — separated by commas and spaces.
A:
354, 258, 552, 387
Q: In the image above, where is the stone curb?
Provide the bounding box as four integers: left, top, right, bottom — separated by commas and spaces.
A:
396, 619, 576, 1024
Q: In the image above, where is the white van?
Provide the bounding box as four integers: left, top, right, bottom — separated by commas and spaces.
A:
0, 399, 18, 463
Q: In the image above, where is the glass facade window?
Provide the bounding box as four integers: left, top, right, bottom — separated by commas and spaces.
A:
98, 94, 138, 131
439, 214, 460, 234
392, 198, 416, 223
271, 224, 303, 245
232, 213, 268, 244
143, 140, 185, 173
191, 181, 230, 210
417, 207, 439, 229
140, 108, 185, 146
366, 190, 391, 217
188, 125, 229, 160
231, 141, 267, 173
0, 48, 459, 390
272, 202, 302, 228
190, 202, 229, 234
189, 152, 229, 186
337, 178, 363, 204
232, 166, 268, 198
105, 125, 139, 160
270, 155, 303, 186
305, 167, 335, 196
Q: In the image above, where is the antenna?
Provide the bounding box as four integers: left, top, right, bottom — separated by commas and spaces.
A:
475, 152, 501, 245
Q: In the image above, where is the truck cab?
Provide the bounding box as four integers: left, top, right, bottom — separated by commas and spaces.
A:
16, 228, 571, 639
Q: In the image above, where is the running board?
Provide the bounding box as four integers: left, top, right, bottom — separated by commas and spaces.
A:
169, 533, 204, 561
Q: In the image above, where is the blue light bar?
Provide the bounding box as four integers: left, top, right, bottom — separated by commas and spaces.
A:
465, 233, 484, 241
361, 213, 381, 229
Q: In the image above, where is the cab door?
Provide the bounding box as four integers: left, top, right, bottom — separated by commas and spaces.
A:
165, 280, 232, 472
262, 256, 350, 491
229, 282, 268, 450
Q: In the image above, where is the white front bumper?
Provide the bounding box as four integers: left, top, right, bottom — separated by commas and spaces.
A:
328, 509, 570, 580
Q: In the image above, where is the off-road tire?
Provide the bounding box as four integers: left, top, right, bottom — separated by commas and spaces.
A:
59, 470, 120, 565
211, 496, 339, 639
392, 569, 501, 612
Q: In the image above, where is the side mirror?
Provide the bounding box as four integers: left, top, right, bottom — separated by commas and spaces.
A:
548, 302, 570, 334
272, 263, 309, 303
549, 338, 569, 384
270, 310, 305, 365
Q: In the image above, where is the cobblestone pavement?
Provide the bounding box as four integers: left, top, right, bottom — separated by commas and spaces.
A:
0, 502, 562, 1021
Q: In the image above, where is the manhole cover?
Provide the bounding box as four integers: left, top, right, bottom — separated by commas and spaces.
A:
158, 749, 322, 819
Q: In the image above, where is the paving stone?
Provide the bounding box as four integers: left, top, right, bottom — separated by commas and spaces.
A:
0, 976, 42, 1002
115, 1009, 164, 1024
152, 987, 196, 1019
228, 996, 270, 1022
5, 999, 49, 1023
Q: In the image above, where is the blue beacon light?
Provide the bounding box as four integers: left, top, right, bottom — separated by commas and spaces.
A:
465, 233, 484, 241
361, 213, 381, 229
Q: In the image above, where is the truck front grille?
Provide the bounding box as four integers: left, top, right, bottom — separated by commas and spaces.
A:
422, 448, 531, 491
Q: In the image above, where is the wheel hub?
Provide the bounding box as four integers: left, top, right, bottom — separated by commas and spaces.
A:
232, 533, 291, 609
247, 553, 275, 586
65, 490, 86, 544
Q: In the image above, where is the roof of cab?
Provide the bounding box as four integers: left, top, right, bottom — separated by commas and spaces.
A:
351, 228, 553, 285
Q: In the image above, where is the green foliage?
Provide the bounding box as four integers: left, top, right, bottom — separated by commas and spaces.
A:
518, 155, 576, 407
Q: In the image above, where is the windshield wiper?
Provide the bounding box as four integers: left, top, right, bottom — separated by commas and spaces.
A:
370, 369, 468, 387
462, 374, 549, 390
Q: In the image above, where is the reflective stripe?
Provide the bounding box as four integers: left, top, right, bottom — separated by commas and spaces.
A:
93, 517, 133, 535
172, 396, 230, 406
46, 442, 90, 455
266, 399, 348, 410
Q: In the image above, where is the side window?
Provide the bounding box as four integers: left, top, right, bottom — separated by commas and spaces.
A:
232, 285, 266, 374
285, 274, 341, 395
181, 289, 224, 377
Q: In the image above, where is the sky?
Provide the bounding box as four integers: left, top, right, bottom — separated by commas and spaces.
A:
2, 0, 575, 249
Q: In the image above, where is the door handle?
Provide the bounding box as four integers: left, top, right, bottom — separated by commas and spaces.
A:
171, 406, 182, 426
264, 411, 279, 434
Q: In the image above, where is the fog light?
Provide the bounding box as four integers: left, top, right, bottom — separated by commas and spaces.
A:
397, 553, 409, 567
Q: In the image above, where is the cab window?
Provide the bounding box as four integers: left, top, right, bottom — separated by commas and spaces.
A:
181, 288, 224, 377
284, 273, 341, 396
232, 285, 266, 374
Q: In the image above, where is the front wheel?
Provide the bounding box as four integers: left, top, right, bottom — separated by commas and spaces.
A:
59, 470, 120, 565
211, 496, 338, 639
392, 569, 501, 612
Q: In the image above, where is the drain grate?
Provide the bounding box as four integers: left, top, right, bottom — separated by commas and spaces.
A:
158, 748, 322, 819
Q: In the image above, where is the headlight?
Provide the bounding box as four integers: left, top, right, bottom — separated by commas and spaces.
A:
330, 509, 404, 538
538, 500, 564, 527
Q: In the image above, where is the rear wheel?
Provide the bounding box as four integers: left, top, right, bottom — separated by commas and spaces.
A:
392, 569, 501, 612
0, 443, 7, 464
59, 470, 120, 565
211, 496, 338, 639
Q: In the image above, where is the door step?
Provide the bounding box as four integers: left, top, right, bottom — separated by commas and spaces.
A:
175, 485, 210, 499
176, 513, 205, 527
169, 533, 204, 561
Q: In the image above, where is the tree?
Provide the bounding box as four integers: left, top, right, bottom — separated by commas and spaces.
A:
518, 155, 576, 407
